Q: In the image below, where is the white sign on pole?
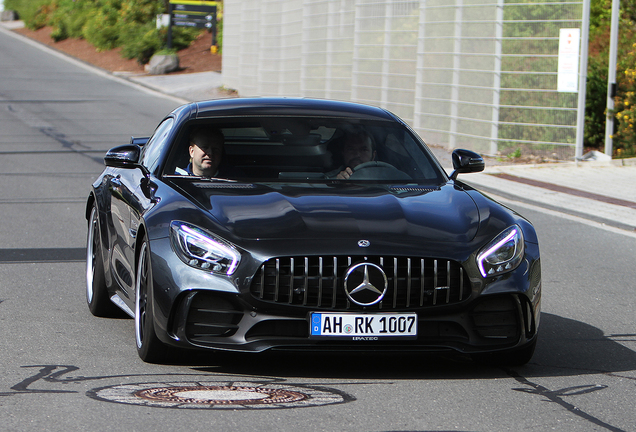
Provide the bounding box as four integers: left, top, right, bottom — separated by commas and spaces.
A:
557, 28, 581, 92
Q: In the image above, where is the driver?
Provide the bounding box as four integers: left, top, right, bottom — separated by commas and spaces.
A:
330, 132, 377, 179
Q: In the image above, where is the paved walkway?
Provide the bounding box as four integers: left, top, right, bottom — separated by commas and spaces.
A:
427, 145, 635, 234
128, 71, 226, 102
464, 162, 636, 232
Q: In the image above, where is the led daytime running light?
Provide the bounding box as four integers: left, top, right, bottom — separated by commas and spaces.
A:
477, 226, 523, 278
171, 222, 240, 275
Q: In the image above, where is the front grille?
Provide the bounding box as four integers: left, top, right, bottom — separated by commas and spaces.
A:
250, 256, 471, 311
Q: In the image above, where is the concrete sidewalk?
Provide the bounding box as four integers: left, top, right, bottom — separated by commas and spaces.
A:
128, 71, 227, 102
424, 144, 636, 233
462, 161, 635, 233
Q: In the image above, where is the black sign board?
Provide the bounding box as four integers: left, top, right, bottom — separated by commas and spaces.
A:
167, 0, 219, 48
173, 3, 217, 13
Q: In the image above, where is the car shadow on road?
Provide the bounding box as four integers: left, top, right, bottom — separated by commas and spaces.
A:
523, 312, 636, 378
179, 312, 636, 380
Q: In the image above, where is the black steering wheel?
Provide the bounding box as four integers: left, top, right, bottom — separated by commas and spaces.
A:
349, 161, 411, 180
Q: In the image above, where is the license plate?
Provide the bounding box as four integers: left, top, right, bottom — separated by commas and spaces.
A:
309, 312, 417, 340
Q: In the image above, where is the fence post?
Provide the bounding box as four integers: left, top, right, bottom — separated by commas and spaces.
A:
575, 0, 591, 160
490, 0, 504, 156
449, 0, 463, 150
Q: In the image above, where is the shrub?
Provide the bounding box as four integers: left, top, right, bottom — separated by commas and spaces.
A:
6, 0, 221, 65
82, 5, 121, 51
48, 0, 93, 40
584, 56, 610, 149
586, 0, 636, 157
169, 26, 202, 51
4, 0, 50, 29
29, 1, 56, 30
119, 23, 163, 64
216, 14, 223, 53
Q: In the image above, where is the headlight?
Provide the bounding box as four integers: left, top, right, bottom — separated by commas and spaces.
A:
170, 221, 240, 276
476, 225, 524, 278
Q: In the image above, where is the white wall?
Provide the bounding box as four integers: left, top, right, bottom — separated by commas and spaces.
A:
223, 0, 583, 158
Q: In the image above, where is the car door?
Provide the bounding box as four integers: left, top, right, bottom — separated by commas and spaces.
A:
126, 118, 175, 290
109, 118, 175, 301
109, 168, 139, 298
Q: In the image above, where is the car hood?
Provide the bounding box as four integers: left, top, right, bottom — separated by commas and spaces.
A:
173, 181, 480, 244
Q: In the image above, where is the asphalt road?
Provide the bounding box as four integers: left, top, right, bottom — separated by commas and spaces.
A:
1, 27, 635, 432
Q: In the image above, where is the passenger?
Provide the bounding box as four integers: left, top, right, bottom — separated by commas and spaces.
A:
177, 126, 241, 178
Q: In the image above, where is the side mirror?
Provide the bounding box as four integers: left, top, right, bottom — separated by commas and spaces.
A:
450, 149, 485, 180
104, 144, 141, 168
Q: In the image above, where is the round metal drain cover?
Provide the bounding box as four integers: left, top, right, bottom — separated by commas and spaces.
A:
89, 381, 350, 409
136, 385, 306, 405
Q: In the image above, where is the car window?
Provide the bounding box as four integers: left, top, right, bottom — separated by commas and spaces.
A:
166, 117, 445, 184
140, 118, 174, 173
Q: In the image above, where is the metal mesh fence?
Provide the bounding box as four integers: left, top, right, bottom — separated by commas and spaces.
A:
223, 0, 584, 160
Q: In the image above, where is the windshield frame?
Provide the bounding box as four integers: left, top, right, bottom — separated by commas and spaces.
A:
161, 115, 448, 186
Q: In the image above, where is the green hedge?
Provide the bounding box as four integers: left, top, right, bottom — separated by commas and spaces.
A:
586, 0, 636, 157
5, 0, 210, 64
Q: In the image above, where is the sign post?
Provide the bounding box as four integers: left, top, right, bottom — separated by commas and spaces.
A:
604, 0, 620, 157
167, 0, 219, 50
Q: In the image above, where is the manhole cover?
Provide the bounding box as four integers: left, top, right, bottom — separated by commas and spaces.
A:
136, 385, 306, 405
89, 381, 351, 409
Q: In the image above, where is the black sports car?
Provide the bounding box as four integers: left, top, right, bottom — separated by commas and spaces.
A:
86, 98, 541, 364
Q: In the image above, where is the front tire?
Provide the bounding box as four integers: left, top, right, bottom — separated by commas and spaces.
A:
86, 204, 120, 317
135, 239, 168, 363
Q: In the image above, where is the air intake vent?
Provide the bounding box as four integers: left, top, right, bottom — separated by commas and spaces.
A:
185, 293, 243, 343
389, 186, 439, 193
470, 296, 520, 341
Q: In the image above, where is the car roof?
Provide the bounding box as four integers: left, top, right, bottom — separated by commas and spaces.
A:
190, 98, 398, 121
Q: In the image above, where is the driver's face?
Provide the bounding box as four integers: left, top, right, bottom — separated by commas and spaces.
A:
189, 136, 223, 177
342, 138, 375, 168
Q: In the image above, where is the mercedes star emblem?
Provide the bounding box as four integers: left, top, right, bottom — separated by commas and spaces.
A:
343, 262, 388, 306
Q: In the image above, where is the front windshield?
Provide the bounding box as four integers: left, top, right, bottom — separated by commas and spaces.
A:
164, 116, 446, 184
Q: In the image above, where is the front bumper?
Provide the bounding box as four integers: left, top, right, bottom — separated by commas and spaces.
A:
147, 237, 541, 355
164, 289, 539, 354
